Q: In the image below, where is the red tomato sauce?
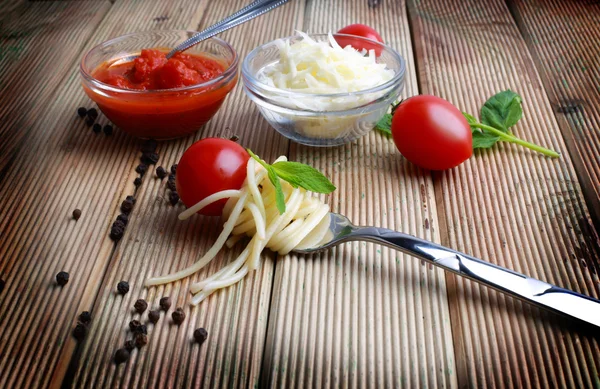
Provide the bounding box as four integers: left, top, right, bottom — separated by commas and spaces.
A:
85, 48, 236, 139
93, 49, 225, 90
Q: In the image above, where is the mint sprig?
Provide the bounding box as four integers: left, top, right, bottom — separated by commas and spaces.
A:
464, 90, 560, 158
247, 150, 336, 214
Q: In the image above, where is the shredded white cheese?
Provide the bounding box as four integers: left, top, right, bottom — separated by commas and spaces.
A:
257, 31, 395, 112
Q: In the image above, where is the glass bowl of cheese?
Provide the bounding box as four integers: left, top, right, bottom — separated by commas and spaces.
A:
242, 32, 405, 146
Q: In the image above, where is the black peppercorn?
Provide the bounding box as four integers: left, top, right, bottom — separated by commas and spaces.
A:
103, 124, 113, 136
135, 163, 148, 176
87, 108, 98, 120
155, 166, 167, 179
141, 139, 157, 153
77, 107, 88, 118
92, 123, 102, 134
167, 179, 177, 192
135, 333, 148, 348
135, 324, 147, 335
85, 116, 95, 127
169, 191, 179, 205
126, 195, 136, 204
117, 281, 129, 295
72, 209, 82, 220
148, 309, 160, 324
56, 271, 69, 286
72, 323, 87, 340
129, 319, 141, 331
170, 164, 177, 174
193, 328, 208, 344
0, 279, 4, 294
78, 311, 92, 325
124, 339, 135, 351
116, 213, 129, 226
113, 220, 126, 231
134, 299, 148, 313
133, 177, 142, 187
114, 348, 130, 364
120, 199, 134, 214
159, 297, 171, 311
110, 223, 124, 241
171, 307, 185, 325
141, 152, 159, 165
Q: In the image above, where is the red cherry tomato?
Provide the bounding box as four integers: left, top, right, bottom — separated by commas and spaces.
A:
391, 95, 473, 170
176, 138, 249, 216
336, 24, 384, 55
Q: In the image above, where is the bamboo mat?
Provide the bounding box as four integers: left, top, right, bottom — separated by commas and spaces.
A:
0, 0, 598, 388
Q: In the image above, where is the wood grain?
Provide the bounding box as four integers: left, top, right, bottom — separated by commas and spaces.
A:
507, 0, 600, 230
64, 0, 305, 387
0, 0, 111, 177
0, 2, 115, 388
408, 0, 600, 387
0, 0, 599, 388
261, 1, 456, 388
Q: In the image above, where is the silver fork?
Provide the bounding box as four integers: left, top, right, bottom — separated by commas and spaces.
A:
293, 212, 600, 328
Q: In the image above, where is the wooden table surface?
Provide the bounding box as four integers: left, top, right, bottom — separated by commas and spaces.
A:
1, 0, 599, 388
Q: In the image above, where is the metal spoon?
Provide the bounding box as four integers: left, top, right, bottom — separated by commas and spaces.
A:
118, 0, 290, 63
294, 212, 600, 328
167, 0, 290, 58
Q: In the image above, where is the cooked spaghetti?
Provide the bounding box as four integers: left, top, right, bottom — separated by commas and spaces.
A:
145, 156, 331, 305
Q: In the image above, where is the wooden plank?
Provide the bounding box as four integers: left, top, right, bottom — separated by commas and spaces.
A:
0, 2, 117, 389
261, 1, 457, 388
64, 0, 306, 388
0, 1, 111, 177
0, 1, 213, 388
0, 1, 26, 17
506, 0, 600, 230
408, 0, 600, 387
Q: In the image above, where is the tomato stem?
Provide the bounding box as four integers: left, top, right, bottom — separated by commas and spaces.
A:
472, 123, 560, 158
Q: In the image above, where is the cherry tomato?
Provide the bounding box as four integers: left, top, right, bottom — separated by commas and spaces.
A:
391, 95, 473, 170
176, 138, 249, 216
336, 24, 384, 55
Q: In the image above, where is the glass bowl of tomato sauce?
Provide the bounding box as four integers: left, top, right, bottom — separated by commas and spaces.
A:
80, 31, 238, 139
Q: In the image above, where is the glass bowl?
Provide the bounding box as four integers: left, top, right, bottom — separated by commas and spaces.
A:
80, 30, 238, 140
242, 33, 405, 146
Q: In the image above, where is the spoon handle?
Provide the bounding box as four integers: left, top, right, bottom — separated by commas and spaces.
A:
350, 226, 600, 328
167, 0, 291, 58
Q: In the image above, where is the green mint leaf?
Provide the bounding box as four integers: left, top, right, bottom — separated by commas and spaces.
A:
374, 100, 405, 136
462, 112, 478, 126
471, 129, 500, 149
272, 161, 336, 194
464, 112, 499, 149
247, 149, 337, 213
374, 114, 392, 136
247, 149, 269, 170
267, 166, 286, 214
247, 149, 286, 214
463, 92, 559, 157
480, 90, 523, 133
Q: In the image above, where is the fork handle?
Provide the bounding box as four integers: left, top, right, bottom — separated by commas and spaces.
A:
351, 226, 600, 327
